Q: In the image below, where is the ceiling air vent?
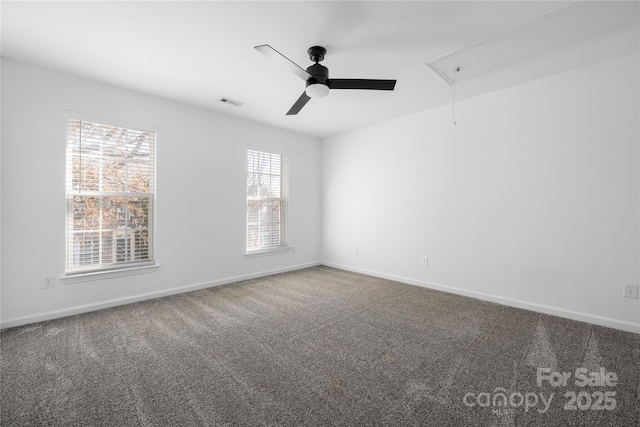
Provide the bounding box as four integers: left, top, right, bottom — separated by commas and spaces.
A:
425, 1, 639, 86
219, 97, 244, 107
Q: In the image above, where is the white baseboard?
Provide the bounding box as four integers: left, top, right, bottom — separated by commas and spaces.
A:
321, 261, 640, 335
0, 261, 321, 329
4, 260, 638, 335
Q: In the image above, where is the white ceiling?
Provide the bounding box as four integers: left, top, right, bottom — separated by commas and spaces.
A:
2, 1, 638, 139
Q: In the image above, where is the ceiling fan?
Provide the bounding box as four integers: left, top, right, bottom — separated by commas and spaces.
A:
255, 45, 397, 115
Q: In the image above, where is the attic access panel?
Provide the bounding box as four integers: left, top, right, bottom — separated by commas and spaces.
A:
426, 1, 640, 86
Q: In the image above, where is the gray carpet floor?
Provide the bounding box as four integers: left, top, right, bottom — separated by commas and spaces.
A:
1, 266, 639, 426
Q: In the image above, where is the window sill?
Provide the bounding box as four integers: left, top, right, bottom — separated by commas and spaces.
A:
245, 247, 294, 257
61, 264, 160, 284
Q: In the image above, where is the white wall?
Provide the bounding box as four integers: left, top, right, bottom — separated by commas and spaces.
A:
3, 53, 639, 333
322, 53, 640, 333
1, 58, 322, 326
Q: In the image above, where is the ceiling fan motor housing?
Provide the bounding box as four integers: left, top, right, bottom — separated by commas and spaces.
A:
305, 62, 329, 98
305, 63, 329, 87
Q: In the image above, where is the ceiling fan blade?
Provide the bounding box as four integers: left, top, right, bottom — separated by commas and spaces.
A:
328, 79, 396, 90
286, 92, 311, 115
254, 44, 311, 81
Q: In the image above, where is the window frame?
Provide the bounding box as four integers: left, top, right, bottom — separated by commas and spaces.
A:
245, 147, 290, 255
64, 112, 157, 277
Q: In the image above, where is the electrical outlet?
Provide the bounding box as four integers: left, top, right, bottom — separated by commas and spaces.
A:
421, 256, 428, 266
43, 275, 55, 289
623, 283, 638, 299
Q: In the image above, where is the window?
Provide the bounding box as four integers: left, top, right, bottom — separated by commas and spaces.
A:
246, 149, 288, 253
66, 115, 156, 275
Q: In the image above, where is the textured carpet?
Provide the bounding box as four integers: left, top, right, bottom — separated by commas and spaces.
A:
1, 266, 639, 426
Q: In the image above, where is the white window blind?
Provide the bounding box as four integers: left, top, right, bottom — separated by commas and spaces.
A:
65, 116, 156, 275
247, 149, 288, 253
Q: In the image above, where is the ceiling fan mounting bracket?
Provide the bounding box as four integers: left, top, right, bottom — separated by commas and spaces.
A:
308, 46, 326, 63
